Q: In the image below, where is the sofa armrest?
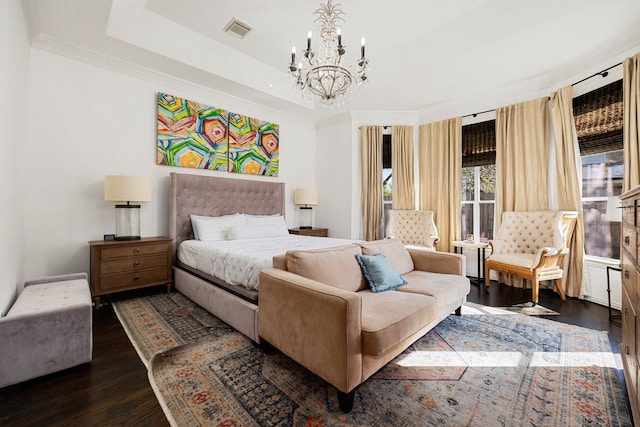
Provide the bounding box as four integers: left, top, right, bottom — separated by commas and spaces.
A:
408, 250, 466, 276
258, 268, 363, 393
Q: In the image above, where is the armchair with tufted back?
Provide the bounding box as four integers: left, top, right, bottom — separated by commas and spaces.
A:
484, 210, 578, 305
385, 210, 440, 251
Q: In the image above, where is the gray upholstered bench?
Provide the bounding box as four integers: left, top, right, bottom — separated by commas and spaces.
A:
0, 273, 93, 388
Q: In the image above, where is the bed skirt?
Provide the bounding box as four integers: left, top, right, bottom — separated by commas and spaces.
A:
173, 267, 260, 342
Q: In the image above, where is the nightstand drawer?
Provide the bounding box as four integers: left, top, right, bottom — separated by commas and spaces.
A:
100, 254, 169, 275
89, 237, 173, 304
100, 242, 170, 260
98, 268, 170, 291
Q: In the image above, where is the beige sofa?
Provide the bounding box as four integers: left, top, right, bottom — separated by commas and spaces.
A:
258, 238, 470, 412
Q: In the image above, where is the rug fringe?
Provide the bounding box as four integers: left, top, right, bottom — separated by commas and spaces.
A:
112, 302, 151, 369
148, 352, 179, 427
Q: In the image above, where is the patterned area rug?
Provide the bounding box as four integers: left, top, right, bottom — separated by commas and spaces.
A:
112, 292, 235, 367
114, 294, 631, 426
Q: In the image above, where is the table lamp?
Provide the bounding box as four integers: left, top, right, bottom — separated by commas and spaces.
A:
294, 189, 318, 229
104, 176, 152, 240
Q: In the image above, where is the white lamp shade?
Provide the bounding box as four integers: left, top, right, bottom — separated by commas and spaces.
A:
294, 189, 318, 206
605, 196, 622, 222
104, 176, 152, 202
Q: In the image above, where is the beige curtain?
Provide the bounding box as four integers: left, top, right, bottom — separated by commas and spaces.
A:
418, 118, 462, 252
361, 126, 383, 241
391, 126, 415, 209
495, 97, 550, 227
624, 52, 640, 192
551, 86, 584, 299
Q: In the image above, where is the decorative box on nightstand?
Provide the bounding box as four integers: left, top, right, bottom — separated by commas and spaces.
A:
89, 236, 172, 307
288, 228, 329, 237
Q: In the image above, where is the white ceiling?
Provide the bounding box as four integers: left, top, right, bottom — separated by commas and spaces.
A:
22, 0, 640, 124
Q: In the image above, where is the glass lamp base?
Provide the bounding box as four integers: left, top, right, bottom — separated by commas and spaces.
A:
300, 206, 312, 229
115, 204, 141, 240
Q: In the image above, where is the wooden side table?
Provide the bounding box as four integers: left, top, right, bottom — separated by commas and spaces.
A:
89, 236, 172, 307
452, 240, 489, 288
288, 228, 329, 237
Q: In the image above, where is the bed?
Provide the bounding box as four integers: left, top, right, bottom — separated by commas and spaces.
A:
169, 172, 350, 342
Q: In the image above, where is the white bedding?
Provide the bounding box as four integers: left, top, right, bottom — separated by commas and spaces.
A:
178, 235, 354, 290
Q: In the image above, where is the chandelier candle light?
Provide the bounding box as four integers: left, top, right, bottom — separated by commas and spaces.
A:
288, 0, 369, 108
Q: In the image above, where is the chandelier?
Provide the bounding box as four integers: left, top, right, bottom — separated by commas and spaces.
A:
287, 0, 369, 108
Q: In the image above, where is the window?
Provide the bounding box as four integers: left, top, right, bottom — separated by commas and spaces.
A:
461, 120, 496, 242
382, 133, 392, 230
573, 80, 623, 259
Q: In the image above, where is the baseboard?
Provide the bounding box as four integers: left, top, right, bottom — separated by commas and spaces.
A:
585, 295, 621, 311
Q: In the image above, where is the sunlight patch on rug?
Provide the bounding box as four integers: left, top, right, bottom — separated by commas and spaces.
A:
464, 302, 559, 316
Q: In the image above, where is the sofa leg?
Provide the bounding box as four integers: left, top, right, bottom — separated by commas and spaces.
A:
258, 338, 276, 354
455, 306, 462, 316
337, 389, 355, 413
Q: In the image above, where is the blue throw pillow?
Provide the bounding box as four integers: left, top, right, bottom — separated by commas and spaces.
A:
355, 253, 407, 293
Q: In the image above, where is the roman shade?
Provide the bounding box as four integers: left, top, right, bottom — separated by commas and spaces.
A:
573, 80, 623, 156
462, 120, 496, 168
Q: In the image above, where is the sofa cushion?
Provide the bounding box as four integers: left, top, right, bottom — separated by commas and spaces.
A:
286, 244, 367, 292
359, 290, 437, 356
356, 253, 407, 293
359, 238, 414, 275
399, 271, 470, 310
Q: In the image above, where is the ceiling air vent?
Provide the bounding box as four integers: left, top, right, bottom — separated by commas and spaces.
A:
224, 18, 253, 39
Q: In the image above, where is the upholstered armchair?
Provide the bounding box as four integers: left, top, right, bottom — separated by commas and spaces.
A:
385, 210, 440, 250
484, 210, 578, 305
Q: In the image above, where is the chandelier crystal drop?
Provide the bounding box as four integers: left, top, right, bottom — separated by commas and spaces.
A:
287, 0, 369, 108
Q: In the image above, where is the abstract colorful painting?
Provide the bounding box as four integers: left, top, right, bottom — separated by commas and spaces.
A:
228, 112, 280, 177
157, 93, 229, 171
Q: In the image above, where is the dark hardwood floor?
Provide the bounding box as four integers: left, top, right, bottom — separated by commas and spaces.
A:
0, 282, 624, 426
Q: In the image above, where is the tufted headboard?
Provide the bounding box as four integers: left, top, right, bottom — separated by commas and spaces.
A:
169, 172, 285, 258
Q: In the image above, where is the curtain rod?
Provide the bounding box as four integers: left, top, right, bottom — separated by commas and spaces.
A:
461, 97, 551, 119
572, 61, 621, 86
461, 60, 623, 119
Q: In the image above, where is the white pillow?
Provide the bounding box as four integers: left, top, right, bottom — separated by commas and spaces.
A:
192, 214, 246, 241
226, 224, 282, 240
245, 214, 289, 236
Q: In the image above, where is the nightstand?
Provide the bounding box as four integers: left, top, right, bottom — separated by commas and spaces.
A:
289, 227, 329, 237
89, 237, 172, 307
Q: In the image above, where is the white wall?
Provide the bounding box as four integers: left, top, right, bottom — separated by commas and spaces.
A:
315, 114, 355, 239
0, 1, 30, 315
316, 111, 420, 240
23, 49, 316, 280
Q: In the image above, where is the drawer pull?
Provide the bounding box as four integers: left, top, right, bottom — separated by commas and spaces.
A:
624, 307, 628, 318
133, 276, 140, 282
625, 270, 630, 279
133, 261, 140, 267
626, 345, 630, 355
624, 236, 630, 245
133, 248, 140, 254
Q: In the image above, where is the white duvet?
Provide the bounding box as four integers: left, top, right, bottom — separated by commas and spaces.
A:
178, 235, 354, 290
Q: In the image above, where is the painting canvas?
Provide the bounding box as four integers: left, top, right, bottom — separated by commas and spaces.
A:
157, 93, 228, 171
228, 112, 280, 177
